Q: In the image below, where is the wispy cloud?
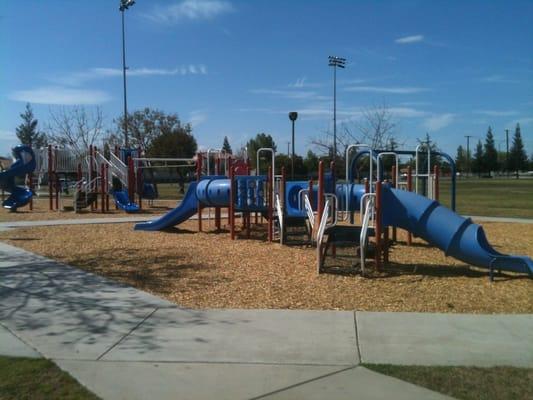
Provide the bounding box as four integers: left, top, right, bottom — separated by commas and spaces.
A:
422, 113, 455, 131
289, 77, 306, 88
395, 34, 424, 44
344, 86, 429, 94
144, 0, 234, 24
189, 110, 208, 127
250, 89, 329, 101
475, 110, 519, 117
389, 107, 428, 118
480, 75, 520, 84
9, 86, 112, 105
55, 65, 207, 86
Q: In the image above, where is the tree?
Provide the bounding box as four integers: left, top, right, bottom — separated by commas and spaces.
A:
312, 104, 399, 159
47, 106, 104, 158
483, 126, 498, 176
508, 123, 528, 178
275, 154, 306, 177
146, 125, 197, 158
15, 103, 47, 148
222, 136, 232, 154
109, 108, 187, 150
416, 133, 441, 172
303, 150, 319, 176
246, 133, 277, 171
455, 145, 467, 174
472, 140, 484, 177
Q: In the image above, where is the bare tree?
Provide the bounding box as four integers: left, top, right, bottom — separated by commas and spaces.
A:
46, 106, 105, 158
311, 104, 400, 157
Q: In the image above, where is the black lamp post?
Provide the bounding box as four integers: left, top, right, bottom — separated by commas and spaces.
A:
120, 0, 135, 147
289, 112, 298, 179
328, 56, 345, 160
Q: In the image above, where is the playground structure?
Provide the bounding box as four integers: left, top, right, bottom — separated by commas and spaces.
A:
0, 145, 36, 211
11, 144, 199, 214
137, 144, 533, 280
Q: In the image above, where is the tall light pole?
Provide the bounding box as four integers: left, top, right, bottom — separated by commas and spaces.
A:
328, 56, 345, 161
465, 135, 474, 177
120, 0, 135, 148
289, 112, 298, 180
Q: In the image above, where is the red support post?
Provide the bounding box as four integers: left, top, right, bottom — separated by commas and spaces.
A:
407, 165, 413, 246
229, 162, 235, 240
105, 164, 110, 211
101, 163, 105, 213
127, 156, 135, 205
434, 165, 440, 202
137, 167, 143, 210
268, 166, 273, 242
197, 153, 203, 232
391, 165, 397, 242
375, 181, 383, 271
48, 145, 53, 210
316, 161, 325, 235
308, 179, 313, 237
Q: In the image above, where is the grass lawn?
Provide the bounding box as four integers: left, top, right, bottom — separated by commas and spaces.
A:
365, 364, 533, 400
439, 177, 533, 219
0, 356, 99, 400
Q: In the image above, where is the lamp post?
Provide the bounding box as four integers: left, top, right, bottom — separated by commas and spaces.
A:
289, 112, 298, 180
120, 0, 135, 148
328, 56, 345, 161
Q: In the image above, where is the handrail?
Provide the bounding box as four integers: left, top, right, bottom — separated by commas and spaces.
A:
376, 152, 399, 184
304, 193, 315, 229
415, 143, 431, 195
345, 144, 373, 215
274, 193, 283, 244
359, 194, 376, 275
359, 192, 375, 225
257, 147, 276, 200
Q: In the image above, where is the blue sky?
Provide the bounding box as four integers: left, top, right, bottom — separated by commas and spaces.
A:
1, 0, 532, 158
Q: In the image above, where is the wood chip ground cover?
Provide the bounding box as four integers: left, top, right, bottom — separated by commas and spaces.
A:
1, 219, 531, 313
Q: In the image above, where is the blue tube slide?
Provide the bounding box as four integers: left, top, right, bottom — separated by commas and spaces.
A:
381, 187, 533, 275
0, 145, 36, 211
112, 189, 140, 213
134, 177, 230, 231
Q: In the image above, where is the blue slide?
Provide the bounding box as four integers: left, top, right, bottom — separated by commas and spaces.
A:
0, 145, 36, 211
112, 189, 140, 213
381, 187, 533, 275
134, 182, 198, 231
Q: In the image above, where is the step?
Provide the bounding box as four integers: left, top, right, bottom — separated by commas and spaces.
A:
325, 225, 375, 246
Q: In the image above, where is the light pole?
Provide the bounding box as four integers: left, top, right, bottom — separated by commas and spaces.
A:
120, 0, 135, 148
328, 56, 345, 161
289, 112, 298, 180
465, 135, 474, 177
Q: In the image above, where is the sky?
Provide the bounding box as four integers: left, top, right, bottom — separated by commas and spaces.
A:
1, 0, 532, 158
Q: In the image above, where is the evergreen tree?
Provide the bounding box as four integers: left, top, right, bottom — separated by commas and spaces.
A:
455, 145, 467, 173
222, 136, 232, 154
508, 123, 528, 178
472, 140, 484, 177
15, 103, 47, 148
483, 126, 498, 176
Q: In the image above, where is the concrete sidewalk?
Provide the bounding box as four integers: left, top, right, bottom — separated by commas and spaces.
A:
1, 242, 531, 399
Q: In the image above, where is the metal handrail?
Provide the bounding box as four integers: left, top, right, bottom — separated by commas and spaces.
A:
376, 152, 399, 185
359, 193, 376, 275
274, 193, 284, 244
304, 193, 315, 229
415, 143, 431, 195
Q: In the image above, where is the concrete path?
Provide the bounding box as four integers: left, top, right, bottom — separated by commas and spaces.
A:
468, 215, 533, 224
1, 243, 531, 399
0, 216, 151, 231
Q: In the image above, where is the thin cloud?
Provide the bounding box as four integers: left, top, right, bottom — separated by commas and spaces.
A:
9, 86, 112, 105
189, 110, 208, 127
53, 66, 208, 86
395, 34, 424, 44
475, 110, 519, 117
422, 113, 455, 131
480, 75, 520, 84
344, 86, 429, 94
250, 89, 329, 101
144, 0, 234, 24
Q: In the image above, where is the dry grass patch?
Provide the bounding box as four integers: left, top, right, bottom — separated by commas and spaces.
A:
1, 220, 531, 313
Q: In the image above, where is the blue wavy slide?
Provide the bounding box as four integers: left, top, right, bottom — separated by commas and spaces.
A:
134, 182, 198, 231
0, 145, 36, 211
381, 187, 533, 275
112, 189, 140, 213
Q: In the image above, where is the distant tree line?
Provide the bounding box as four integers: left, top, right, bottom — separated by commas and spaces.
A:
455, 124, 530, 178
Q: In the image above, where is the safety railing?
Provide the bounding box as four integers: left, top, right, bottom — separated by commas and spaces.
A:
359, 193, 376, 274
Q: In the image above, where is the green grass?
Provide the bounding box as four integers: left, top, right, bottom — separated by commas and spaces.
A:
440, 177, 533, 219
365, 364, 533, 400
0, 356, 99, 400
